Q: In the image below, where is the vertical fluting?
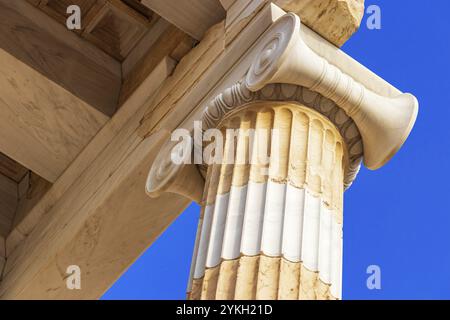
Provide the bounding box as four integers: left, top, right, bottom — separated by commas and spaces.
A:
188, 102, 346, 300
216, 112, 253, 299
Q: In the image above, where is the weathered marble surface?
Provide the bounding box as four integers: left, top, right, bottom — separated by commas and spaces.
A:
275, 0, 365, 46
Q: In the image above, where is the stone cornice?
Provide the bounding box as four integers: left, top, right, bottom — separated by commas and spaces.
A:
274, 0, 364, 47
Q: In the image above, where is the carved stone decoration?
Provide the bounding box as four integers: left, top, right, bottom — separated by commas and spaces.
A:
189, 103, 346, 300
145, 12, 419, 301
146, 137, 204, 203
245, 13, 419, 170
202, 81, 362, 189
147, 11, 418, 200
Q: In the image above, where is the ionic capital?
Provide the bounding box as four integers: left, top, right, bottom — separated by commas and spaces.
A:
243, 13, 418, 171
146, 12, 418, 201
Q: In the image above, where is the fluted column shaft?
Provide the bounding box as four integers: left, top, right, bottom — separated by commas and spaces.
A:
188, 102, 346, 300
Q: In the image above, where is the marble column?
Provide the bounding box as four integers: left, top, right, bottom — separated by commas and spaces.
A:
147, 12, 418, 302
188, 101, 346, 300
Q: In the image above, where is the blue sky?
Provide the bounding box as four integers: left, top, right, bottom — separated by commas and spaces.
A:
102, 0, 450, 300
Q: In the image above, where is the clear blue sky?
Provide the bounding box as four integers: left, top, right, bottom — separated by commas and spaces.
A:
102, 0, 450, 300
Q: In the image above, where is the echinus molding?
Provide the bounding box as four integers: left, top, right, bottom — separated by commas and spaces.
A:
201, 81, 362, 189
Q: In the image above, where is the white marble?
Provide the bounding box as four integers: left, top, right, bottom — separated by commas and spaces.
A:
206, 193, 230, 268
221, 185, 248, 260
240, 181, 267, 256
318, 205, 333, 284
194, 205, 214, 278
281, 185, 306, 262
330, 217, 343, 299
260, 181, 287, 257
301, 192, 321, 271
